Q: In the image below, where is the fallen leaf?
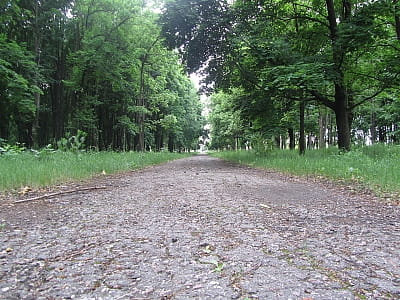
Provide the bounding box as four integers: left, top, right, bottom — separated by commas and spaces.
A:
260, 204, 271, 209
18, 186, 32, 195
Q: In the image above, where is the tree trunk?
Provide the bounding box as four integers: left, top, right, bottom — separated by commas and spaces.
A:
137, 59, 146, 151
168, 133, 174, 152
51, 47, 66, 142
370, 111, 377, 144
288, 128, 295, 150
32, 1, 42, 149
318, 109, 326, 149
379, 126, 386, 143
155, 124, 163, 151
334, 84, 351, 151
299, 100, 305, 155
394, 0, 400, 39
32, 93, 40, 148
326, 0, 352, 151
392, 124, 399, 143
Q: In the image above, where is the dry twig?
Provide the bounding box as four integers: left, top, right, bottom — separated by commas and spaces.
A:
15, 186, 107, 204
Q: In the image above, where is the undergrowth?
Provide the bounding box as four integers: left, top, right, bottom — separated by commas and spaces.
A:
211, 144, 400, 195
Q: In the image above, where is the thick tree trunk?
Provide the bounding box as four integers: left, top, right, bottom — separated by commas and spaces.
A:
51, 50, 66, 142
334, 84, 351, 151
288, 128, 295, 150
326, 0, 352, 151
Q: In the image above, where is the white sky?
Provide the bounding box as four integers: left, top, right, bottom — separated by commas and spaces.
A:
190, 73, 210, 116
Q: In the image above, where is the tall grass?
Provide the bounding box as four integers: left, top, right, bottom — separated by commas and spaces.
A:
0, 151, 191, 192
211, 144, 400, 193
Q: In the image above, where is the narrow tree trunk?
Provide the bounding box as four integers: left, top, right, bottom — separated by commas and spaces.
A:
307, 133, 313, 149
32, 1, 41, 149
280, 135, 286, 149
318, 109, 326, 149
137, 59, 146, 151
379, 126, 386, 143
392, 124, 399, 143
168, 133, 174, 152
32, 93, 40, 148
155, 124, 163, 151
299, 100, 305, 155
370, 111, 377, 144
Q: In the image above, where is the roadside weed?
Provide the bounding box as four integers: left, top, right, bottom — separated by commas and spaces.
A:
212, 261, 225, 273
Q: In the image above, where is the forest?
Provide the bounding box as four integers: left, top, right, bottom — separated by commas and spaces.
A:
1, 0, 204, 152
1, 0, 400, 154
161, 0, 400, 152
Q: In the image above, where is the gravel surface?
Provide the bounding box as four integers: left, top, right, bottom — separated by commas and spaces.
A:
0, 154, 399, 300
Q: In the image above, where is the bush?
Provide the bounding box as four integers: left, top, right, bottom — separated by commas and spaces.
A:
56, 130, 87, 152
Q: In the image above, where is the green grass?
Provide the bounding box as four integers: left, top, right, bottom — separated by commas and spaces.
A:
0, 151, 192, 192
211, 144, 400, 194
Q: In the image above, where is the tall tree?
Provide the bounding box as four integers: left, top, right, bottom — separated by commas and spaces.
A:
161, 0, 400, 150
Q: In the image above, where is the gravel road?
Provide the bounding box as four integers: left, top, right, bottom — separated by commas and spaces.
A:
0, 155, 399, 299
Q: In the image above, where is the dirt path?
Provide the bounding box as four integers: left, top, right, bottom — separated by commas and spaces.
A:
0, 155, 399, 299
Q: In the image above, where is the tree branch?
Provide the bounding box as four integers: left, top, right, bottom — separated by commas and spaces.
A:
308, 89, 335, 110
349, 73, 400, 110
234, 60, 264, 90
15, 186, 107, 204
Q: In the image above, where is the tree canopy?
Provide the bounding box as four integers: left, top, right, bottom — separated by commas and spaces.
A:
161, 0, 400, 151
1, 0, 204, 151
3, 0, 399, 152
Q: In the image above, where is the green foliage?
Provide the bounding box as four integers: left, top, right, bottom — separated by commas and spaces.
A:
0, 0, 203, 152
0, 141, 26, 155
0, 35, 41, 144
163, 0, 400, 151
249, 133, 275, 156
56, 130, 87, 152
2, 0, 399, 153
208, 89, 246, 150
160, 0, 230, 73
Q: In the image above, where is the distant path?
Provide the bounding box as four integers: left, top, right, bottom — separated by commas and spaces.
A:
0, 155, 399, 299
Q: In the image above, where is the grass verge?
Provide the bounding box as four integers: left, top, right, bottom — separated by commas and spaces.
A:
1, 151, 192, 192
210, 144, 400, 196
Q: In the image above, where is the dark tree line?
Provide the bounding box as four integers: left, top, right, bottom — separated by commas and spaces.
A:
1, 0, 204, 151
